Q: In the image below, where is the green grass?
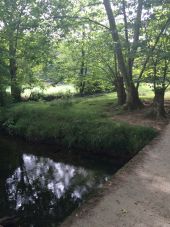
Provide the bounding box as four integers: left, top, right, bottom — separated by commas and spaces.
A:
0, 93, 157, 158
138, 84, 154, 99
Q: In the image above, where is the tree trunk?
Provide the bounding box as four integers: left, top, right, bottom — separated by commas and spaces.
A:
79, 42, 86, 96
79, 81, 86, 96
115, 77, 126, 105
103, 0, 142, 110
126, 83, 143, 110
9, 39, 21, 102
0, 88, 6, 106
152, 88, 166, 119
10, 58, 21, 102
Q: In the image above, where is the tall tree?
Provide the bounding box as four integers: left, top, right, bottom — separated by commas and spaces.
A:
103, 0, 143, 109
103, 0, 170, 109
0, 0, 72, 102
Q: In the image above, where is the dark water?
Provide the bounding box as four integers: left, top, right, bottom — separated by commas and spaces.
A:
0, 135, 126, 227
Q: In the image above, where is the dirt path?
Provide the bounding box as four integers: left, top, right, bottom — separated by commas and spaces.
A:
61, 124, 170, 227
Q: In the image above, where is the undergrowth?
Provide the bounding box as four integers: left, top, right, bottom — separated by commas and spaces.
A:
0, 94, 157, 158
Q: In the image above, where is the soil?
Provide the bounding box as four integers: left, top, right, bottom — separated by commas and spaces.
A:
110, 100, 170, 131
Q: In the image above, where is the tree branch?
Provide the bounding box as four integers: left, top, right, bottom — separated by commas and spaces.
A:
129, 0, 143, 74
103, 0, 129, 87
122, 0, 131, 75
122, 0, 130, 49
54, 15, 109, 30
136, 16, 170, 89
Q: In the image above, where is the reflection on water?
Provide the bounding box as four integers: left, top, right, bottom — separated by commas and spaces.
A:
6, 154, 103, 217
0, 136, 124, 226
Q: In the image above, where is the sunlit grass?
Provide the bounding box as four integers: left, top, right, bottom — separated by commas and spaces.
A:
19, 82, 170, 101
138, 83, 170, 100
138, 84, 154, 99
22, 84, 76, 98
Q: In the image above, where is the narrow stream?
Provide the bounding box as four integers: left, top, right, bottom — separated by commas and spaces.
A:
0, 135, 127, 226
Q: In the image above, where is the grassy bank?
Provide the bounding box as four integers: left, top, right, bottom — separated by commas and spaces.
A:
0, 94, 157, 158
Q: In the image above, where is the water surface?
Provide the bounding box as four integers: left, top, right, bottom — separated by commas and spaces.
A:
0, 135, 126, 226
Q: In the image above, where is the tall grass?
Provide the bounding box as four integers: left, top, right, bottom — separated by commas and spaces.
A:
0, 95, 157, 158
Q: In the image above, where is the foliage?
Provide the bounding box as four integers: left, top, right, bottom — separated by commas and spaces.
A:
29, 90, 74, 101
144, 33, 170, 91
0, 0, 169, 106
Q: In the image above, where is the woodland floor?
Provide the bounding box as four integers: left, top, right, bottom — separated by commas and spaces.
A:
110, 100, 170, 131
61, 101, 170, 227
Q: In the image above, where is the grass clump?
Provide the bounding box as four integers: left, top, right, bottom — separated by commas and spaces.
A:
0, 94, 157, 158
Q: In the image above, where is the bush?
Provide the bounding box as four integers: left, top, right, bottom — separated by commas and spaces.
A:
76, 79, 113, 95
29, 90, 73, 102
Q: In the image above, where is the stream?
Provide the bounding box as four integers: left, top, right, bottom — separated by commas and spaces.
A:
0, 134, 127, 226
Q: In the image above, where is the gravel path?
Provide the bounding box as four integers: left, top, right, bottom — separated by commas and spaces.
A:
62, 124, 170, 227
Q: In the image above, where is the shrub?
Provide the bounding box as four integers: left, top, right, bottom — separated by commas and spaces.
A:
29, 90, 73, 102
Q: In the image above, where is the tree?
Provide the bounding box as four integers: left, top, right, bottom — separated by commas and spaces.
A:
88, 31, 126, 104
103, 0, 144, 109
0, 0, 73, 102
49, 25, 114, 96
145, 34, 170, 118
0, 0, 44, 101
103, 0, 170, 109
